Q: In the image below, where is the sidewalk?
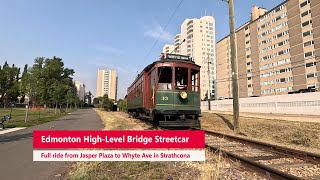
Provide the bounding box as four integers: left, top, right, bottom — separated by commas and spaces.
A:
0, 127, 26, 135
202, 110, 320, 123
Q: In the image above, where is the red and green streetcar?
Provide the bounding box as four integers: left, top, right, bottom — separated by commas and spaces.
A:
127, 53, 201, 128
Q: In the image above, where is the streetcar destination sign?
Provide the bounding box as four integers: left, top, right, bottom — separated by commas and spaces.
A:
165, 54, 191, 61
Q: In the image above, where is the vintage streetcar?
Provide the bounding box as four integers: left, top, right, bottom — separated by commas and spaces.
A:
127, 53, 201, 128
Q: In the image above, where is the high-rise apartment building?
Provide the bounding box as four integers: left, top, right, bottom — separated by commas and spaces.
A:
163, 16, 216, 100
75, 81, 86, 101
162, 44, 175, 53
216, 1, 320, 99
96, 69, 118, 100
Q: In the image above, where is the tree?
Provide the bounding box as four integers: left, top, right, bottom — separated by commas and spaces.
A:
102, 94, 113, 111
93, 97, 100, 105
117, 98, 127, 111
1, 57, 79, 110
0, 62, 23, 107
19, 64, 29, 103
85, 91, 93, 106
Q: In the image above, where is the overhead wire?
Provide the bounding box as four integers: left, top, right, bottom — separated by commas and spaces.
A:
214, 60, 319, 83
136, 0, 185, 75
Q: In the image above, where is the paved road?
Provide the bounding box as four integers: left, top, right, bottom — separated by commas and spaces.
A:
0, 109, 104, 180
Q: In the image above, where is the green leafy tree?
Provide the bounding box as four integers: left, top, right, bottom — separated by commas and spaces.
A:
2, 56, 79, 110
85, 91, 93, 106
117, 98, 127, 111
0, 62, 23, 107
102, 94, 114, 111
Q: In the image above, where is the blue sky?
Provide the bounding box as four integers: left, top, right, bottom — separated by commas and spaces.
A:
0, 0, 284, 99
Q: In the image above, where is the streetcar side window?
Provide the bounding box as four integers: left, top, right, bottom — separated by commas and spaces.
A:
158, 67, 172, 90
191, 69, 199, 92
175, 67, 188, 90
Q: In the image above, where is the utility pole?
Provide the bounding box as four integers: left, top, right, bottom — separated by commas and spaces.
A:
207, 52, 211, 110
228, 0, 240, 133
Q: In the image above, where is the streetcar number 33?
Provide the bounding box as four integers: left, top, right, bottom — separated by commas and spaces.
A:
161, 96, 169, 101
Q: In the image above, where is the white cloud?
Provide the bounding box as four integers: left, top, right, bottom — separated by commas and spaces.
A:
95, 44, 124, 55
144, 24, 174, 42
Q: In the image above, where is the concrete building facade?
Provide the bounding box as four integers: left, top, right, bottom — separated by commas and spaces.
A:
162, 44, 175, 53
163, 16, 217, 100
96, 69, 118, 100
75, 81, 86, 101
216, 0, 320, 99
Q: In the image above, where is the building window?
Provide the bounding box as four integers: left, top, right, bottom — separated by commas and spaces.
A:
274, 49, 290, 57
247, 62, 252, 66
274, 40, 288, 48
246, 55, 251, 58
302, 20, 312, 27
260, 63, 273, 70
261, 80, 274, 86
247, 77, 252, 80
273, 30, 289, 39
306, 62, 316, 67
245, 33, 250, 37
301, 10, 311, 17
245, 40, 250, 44
300, 0, 310, 8
248, 84, 253, 88
304, 51, 314, 58
247, 69, 252, 74
306, 72, 318, 78
276, 67, 292, 74
303, 30, 313, 37
304, 40, 314, 47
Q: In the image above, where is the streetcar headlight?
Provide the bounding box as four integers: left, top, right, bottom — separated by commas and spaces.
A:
180, 91, 188, 99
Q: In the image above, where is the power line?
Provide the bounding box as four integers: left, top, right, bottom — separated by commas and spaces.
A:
216, 58, 295, 74
214, 59, 320, 83
136, 0, 185, 74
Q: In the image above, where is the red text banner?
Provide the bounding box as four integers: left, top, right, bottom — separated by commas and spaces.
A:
33, 130, 205, 149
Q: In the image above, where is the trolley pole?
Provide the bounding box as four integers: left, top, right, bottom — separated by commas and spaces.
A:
228, 0, 240, 133
207, 52, 211, 110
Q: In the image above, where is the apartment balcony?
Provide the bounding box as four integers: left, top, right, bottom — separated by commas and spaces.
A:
187, 29, 193, 35
187, 34, 193, 39
187, 20, 193, 26
187, 25, 193, 31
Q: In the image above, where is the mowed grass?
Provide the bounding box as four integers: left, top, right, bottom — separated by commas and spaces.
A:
201, 112, 320, 154
0, 108, 72, 128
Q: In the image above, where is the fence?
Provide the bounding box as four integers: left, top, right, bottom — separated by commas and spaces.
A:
201, 92, 320, 115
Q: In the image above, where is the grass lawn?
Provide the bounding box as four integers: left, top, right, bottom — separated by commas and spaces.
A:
201, 112, 320, 154
0, 108, 74, 128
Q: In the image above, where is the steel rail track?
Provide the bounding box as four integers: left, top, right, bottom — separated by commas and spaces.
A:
132, 115, 320, 179
204, 130, 320, 180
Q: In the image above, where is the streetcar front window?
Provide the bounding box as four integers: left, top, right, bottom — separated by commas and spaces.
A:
158, 67, 172, 90
175, 67, 188, 90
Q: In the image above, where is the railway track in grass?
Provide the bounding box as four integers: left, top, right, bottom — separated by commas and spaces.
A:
134, 116, 320, 179
204, 130, 320, 180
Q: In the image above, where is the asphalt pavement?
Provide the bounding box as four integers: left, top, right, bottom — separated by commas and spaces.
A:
0, 108, 104, 180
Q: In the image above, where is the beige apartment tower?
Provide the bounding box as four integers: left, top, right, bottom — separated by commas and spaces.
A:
163, 16, 216, 100
216, 0, 320, 99
96, 69, 118, 100
163, 44, 175, 53
75, 81, 86, 101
